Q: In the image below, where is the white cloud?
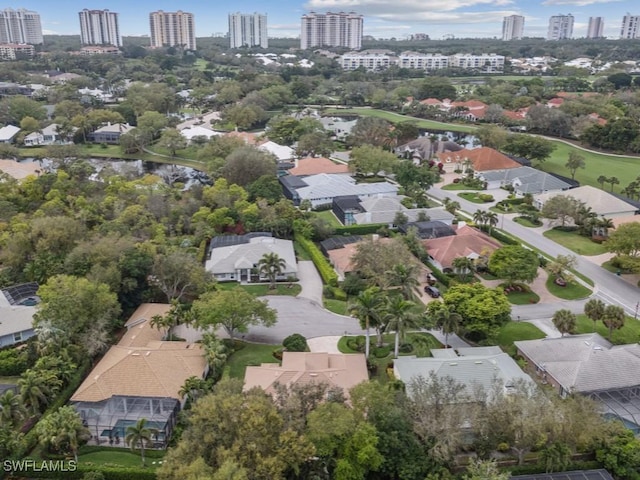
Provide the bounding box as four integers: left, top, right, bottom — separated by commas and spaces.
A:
270, 23, 301, 30
541, 0, 623, 5
305, 0, 513, 15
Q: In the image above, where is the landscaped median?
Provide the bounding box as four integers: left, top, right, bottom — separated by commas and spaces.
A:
546, 275, 592, 300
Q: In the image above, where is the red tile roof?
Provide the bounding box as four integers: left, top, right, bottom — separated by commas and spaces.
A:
425, 225, 501, 269
289, 157, 349, 176
437, 147, 521, 172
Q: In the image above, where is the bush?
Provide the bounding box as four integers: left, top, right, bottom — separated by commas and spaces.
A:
0, 348, 29, 376
341, 274, 367, 296
283, 333, 308, 352
399, 343, 413, 354
479, 193, 494, 202
372, 345, 391, 358
347, 336, 366, 352
294, 233, 338, 287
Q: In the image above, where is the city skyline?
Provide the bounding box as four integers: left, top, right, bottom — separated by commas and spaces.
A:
9, 0, 640, 40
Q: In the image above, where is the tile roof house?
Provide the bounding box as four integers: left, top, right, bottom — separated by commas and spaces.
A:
397, 220, 457, 239
425, 224, 501, 271
88, 123, 134, 144
205, 236, 297, 282
515, 333, 640, 432
243, 352, 368, 399
437, 147, 521, 173
224, 131, 258, 145
0, 125, 20, 143
478, 166, 574, 195
534, 185, 639, 219
288, 157, 349, 176
326, 237, 394, 280
0, 283, 39, 347
280, 173, 398, 208
71, 303, 207, 447
394, 346, 533, 399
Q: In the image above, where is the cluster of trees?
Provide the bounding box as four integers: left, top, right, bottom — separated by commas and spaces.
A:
552, 299, 626, 340
540, 194, 614, 237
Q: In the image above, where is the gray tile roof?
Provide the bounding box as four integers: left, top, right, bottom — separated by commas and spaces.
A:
515, 333, 640, 393
480, 166, 572, 194
205, 237, 297, 276
295, 174, 398, 202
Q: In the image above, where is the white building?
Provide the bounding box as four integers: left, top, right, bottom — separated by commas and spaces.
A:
502, 15, 524, 41
228, 12, 268, 49
338, 51, 503, 72
78, 9, 122, 47
0, 43, 34, 60
620, 13, 640, 39
587, 17, 604, 39
397, 52, 449, 70
301, 12, 363, 50
449, 53, 505, 72
547, 14, 574, 40
339, 50, 394, 71
0, 8, 42, 45
149, 11, 196, 51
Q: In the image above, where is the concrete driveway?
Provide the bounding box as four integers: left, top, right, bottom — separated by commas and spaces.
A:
296, 260, 323, 305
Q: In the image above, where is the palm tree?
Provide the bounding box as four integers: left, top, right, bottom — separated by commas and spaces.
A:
149, 314, 172, 340
179, 376, 209, 403
385, 263, 420, 300
384, 296, 422, 358
597, 175, 607, 190
552, 309, 577, 336
34, 321, 67, 357
125, 418, 157, 467
431, 305, 462, 349
584, 298, 606, 332
608, 176, 620, 192
257, 252, 286, 290
348, 287, 385, 358
603, 305, 625, 340
445, 200, 460, 216
472, 209, 486, 227
484, 211, 499, 234
452, 256, 475, 282
18, 370, 57, 415
0, 390, 25, 428
201, 332, 229, 377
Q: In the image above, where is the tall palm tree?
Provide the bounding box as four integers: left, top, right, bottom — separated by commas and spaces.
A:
0, 390, 25, 428
445, 200, 460, 216
257, 252, 286, 290
451, 256, 475, 282
597, 175, 607, 190
201, 332, 229, 377
584, 298, 605, 333
431, 306, 462, 349
472, 209, 486, 227
150, 314, 172, 340
603, 305, 625, 340
384, 296, 421, 358
348, 287, 385, 359
18, 370, 56, 415
552, 309, 577, 337
179, 376, 209, 403
125, 418, 157, 467
484, 211, 499, 234
385, 263, 420, 300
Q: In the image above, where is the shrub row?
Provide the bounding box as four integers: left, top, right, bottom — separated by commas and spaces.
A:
294, 233, 338, 287
323, 285, 347, 301
487, 228, 519, 246
0, 347, 29, 376
334, 224, 387, 236
23, 464, 157, 480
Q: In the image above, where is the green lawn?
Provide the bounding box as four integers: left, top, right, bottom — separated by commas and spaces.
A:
324, 298, 348, 315
442, 183, 484, 191
545, 275, 592, 300
226, 342, 280, 379
502, 287, 540, 305
313, 210, 342, 227
542, 229, 608, 256
215, 282, 301, 296
293, 241, 311, 261
79, 449, 163, 469
513, 216, 543, 228
458, 192, 491, 203
496, 321, 546, 356
575, 314, 640, 345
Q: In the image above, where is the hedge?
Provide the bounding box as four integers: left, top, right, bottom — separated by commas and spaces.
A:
424, 260, 451, 287
334, 224, 387, 236
0, 348, 29, 376
488, 228, 519, 246
22, 464, 157, 480
294, 233, 338, 287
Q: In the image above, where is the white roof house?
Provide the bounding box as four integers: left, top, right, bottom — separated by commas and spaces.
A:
394, 346, 533, 400
205, 236, 297, 282
352, 196, 454, 226
534, 185, 638, 218
0, 125, 20, 143
478, 166, 573, 195
0, 286, 37, 348
179, 125, 222, 142
258, 141, 295, 161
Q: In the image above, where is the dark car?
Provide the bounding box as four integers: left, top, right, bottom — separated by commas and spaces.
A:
424, 285, 440, 298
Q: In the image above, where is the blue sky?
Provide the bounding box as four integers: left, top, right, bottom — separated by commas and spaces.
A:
15, 0, 640, 39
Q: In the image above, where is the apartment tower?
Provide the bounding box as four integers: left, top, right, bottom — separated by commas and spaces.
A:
301, 12, 363, 50
0, 8, 43, 45
586, 17, 604, 38
149, 11, 196, 50
502, 15, 524, 41
228, 13, 268, 49
78, 9, 122, 47
547, 14, 574, 40
620, 13, 640, 39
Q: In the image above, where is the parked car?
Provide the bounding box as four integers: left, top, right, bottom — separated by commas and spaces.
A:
424, 285, 440, 298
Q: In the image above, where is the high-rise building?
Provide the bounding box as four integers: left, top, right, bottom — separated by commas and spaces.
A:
547, 14, 574, 40
0, 8, 43, 45
620, 13, 640, 39
586, 17, 604, 38
228, 13, 268, 49
301, 12, 363, 50
149, 11, 196, 50
78, 9, 122, 47
502, 15, 524, 41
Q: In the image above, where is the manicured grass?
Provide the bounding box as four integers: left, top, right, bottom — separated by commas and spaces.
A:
499, 284, 540, 305
147, 144, 201, 161
575, 314, 640, 345
324, 297, 348, 315
513, 216, 543, 228
216, 282, 301, 296
496, 321, 546, 356
313, 210, 342, 227
442, 182, 484, 191
458, 192, 491, 203
323, 107, 476, 133
226, 342, 280, 379
542, 228, 608, 256
79, 449, 163, 469
545, 275, 592, 300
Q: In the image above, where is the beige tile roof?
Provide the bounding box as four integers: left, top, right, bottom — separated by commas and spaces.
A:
243, 352, 368, 399
71, 303, 206, 403
289, 157, 349, 176
535, 186, 637, 218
